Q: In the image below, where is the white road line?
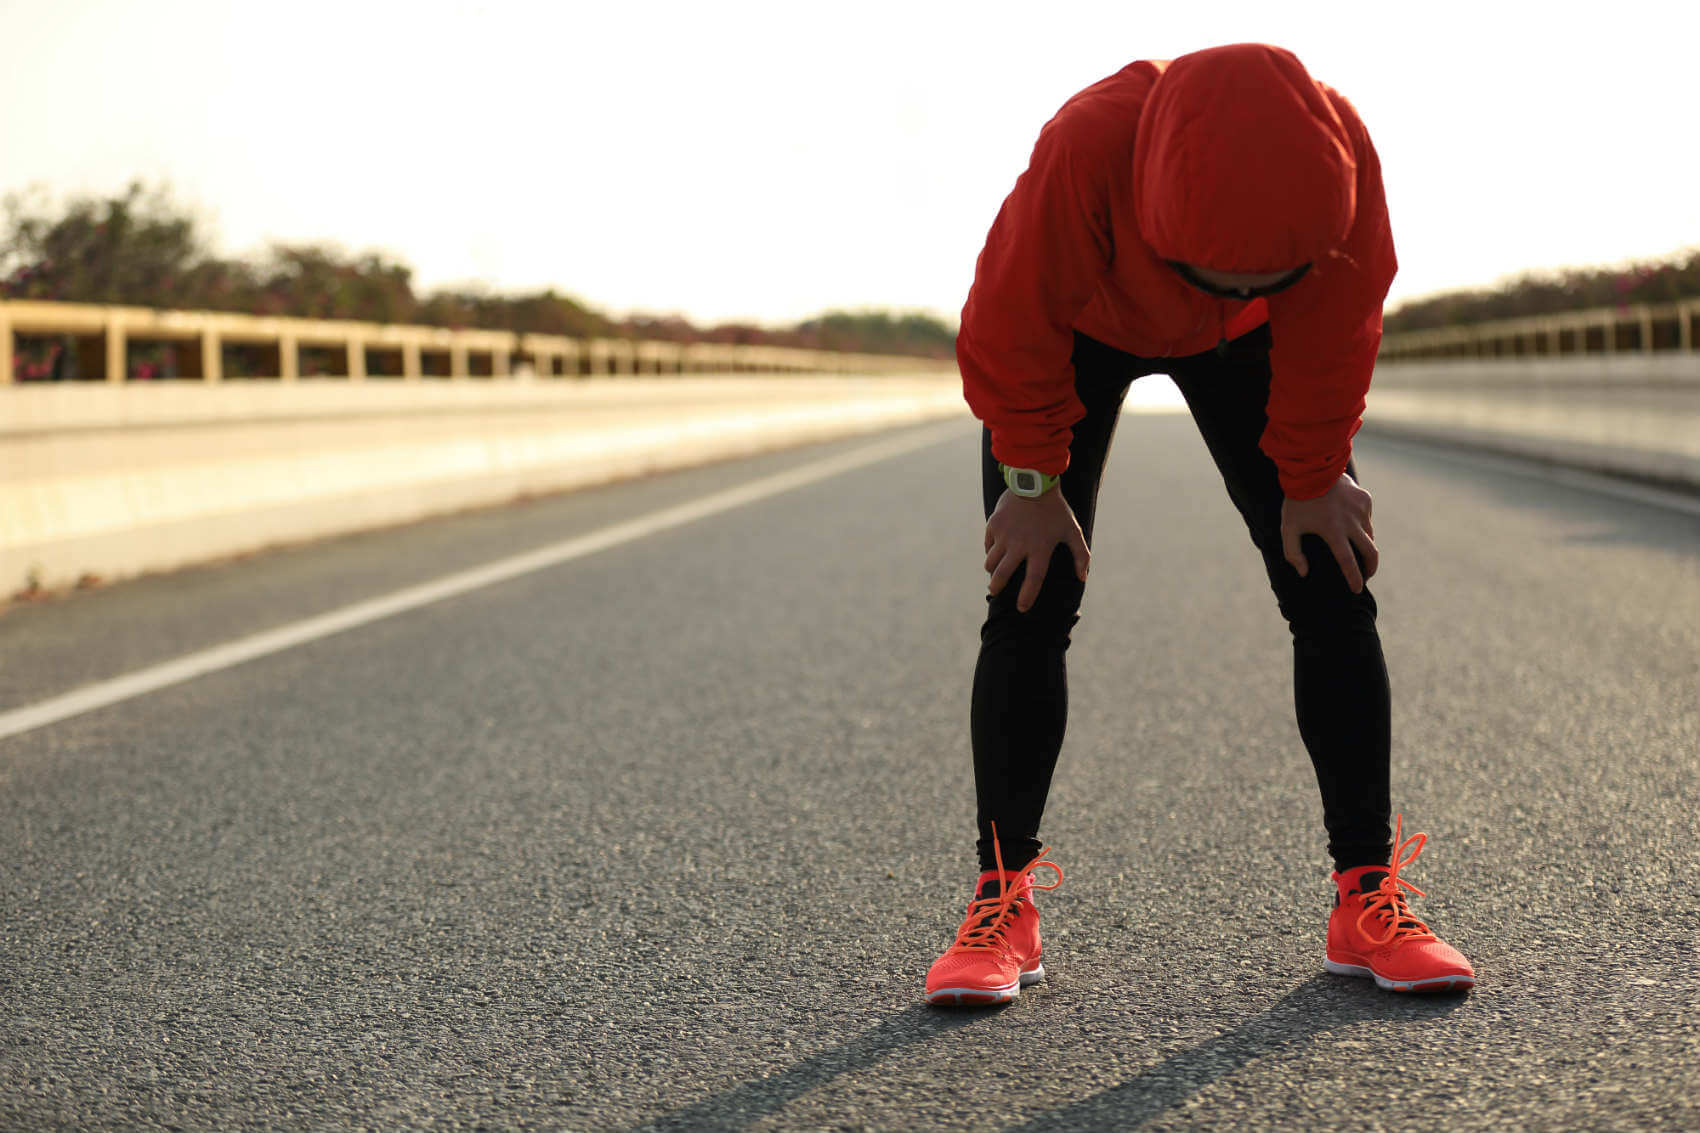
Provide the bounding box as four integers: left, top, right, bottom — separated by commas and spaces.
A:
0, 418, 972, 744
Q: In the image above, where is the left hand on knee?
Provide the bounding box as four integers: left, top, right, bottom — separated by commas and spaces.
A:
1280, 473, 1378, 594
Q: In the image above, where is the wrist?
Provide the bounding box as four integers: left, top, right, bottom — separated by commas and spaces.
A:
1000, 463, 1061, 498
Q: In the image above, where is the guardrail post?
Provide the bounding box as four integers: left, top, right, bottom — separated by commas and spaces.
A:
279, 333, 299, 380
202, 328, 223, 383
0, 307, 12, 385
106, 316, 126, 383
347, 336, 366, 381
1383, 298, 1698, 361
450, 342, 468, 379
402, 339, 421, 380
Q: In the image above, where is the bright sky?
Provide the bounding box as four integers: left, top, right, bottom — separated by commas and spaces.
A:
4, 0, 1695, 327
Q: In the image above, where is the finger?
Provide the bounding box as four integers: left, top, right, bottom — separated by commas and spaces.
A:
1353, 527, 1380, 581
1067, 527, 1091, 582
984, 523, 996, 554
1017, 551, 1050, 613
1282, 525, 1308, 578
1329, 535, 1364, 594
984, 542, 1003, 574
987, 551, 1019, 597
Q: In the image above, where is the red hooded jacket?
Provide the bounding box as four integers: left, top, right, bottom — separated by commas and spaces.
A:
958, 43, 1396, 500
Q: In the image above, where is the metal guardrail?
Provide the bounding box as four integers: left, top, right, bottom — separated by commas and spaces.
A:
0, 300, 949, 385
1379, 299, 1699, 361
13, 297, 1692, 383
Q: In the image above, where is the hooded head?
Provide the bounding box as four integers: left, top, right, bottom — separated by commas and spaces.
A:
1134, 43, 1356, 275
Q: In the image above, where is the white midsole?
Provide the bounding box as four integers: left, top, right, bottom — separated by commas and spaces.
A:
927, 963, 1044, 1003
1325, 958, 1473, 991
928, 983, 1017, 1000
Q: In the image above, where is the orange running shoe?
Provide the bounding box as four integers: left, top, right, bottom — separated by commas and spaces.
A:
925, 831, 1062, 1006
1326, 815, 1475, 993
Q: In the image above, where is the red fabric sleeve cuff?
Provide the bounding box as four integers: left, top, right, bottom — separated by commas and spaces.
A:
989, 433, 1072, 477
1277, 455, 1352, 500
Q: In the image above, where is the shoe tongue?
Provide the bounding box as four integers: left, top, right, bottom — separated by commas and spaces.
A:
976, 874, 1023, 901
1351, 870, 1428, 933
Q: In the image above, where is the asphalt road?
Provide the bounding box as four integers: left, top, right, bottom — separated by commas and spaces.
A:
3, 410, 1697, 1131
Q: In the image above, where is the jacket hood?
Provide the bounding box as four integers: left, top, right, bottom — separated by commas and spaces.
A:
1134, 43, 1356, 274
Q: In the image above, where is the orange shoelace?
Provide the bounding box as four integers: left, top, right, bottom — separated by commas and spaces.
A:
1356, 814, 1437, 946
947, 823, 1063, 954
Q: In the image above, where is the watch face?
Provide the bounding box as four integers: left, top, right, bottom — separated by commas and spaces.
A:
1014, 470, 1039, 493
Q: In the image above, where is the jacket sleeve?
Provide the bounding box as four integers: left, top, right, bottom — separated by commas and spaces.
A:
957, 114, 1115, 476
1260, 94, 1397, 500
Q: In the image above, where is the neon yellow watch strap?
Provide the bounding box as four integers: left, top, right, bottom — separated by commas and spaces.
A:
1000, 464, 1060, 497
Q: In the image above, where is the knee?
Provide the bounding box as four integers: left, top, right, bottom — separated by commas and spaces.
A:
1263, 538, 1379, 640
981, 547, 1086, 649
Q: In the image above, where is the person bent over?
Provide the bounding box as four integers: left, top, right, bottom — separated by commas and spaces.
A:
925, 43, 1473, 1006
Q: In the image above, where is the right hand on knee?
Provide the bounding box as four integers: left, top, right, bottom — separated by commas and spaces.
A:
984, 489, 1090, 613
1279, 472, 1378, 595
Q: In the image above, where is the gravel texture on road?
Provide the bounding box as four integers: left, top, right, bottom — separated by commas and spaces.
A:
3, 414, 1697, 1131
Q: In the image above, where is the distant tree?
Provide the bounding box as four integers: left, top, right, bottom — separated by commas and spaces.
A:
2, 180, 957, 358
620, 313, 697, 343
259, 244, 418, 323
414, 289, 486, 332
178, 256, 264, 313
503, 289, 617, 338
793, 309, 956, 358
1385, 247, 1700, 333
700, 323, 767, 347
1, 181, 211, 308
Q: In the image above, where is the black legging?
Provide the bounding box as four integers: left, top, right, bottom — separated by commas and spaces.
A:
971, 324, 1393, 875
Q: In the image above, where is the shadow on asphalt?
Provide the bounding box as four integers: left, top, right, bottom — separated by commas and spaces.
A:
627, 1003, 1000, 1131
627, 975, 1464, 1131
1008, 973, 1469, 1131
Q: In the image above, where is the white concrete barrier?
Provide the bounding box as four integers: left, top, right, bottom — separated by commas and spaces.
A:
1366, 354, 1700, 490
1, 374, 968, 595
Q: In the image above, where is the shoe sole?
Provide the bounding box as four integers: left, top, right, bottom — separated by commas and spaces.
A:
926, 964, 1044, 1007
1325, 958, 1474, 993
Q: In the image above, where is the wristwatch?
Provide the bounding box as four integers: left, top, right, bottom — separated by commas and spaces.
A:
1000, 463, 1060, 499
